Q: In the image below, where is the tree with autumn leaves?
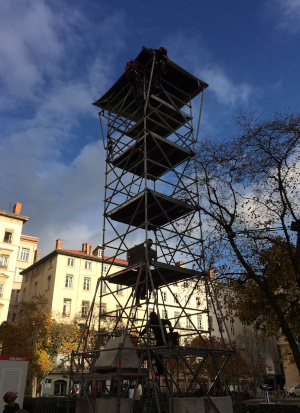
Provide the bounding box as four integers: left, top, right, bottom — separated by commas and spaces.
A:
0, 297, 79, 395
191, 111, 300, 374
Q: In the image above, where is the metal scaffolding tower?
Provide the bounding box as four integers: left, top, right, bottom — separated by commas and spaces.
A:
71, 47, 236, 413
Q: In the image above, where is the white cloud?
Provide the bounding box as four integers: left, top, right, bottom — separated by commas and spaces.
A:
267, 0, 300, 34
0, 1, 62, 101
162, 32, 252, 109
0, 1, 128, 257
7, 139, 106, 257
199, 66, 252, 107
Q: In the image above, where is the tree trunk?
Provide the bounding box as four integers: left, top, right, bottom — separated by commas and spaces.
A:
264, 287, 300, 375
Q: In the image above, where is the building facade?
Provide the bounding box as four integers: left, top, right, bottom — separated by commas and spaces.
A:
0, 202, 39, 323
19, 239, 129, 321
19, 239, 129, 396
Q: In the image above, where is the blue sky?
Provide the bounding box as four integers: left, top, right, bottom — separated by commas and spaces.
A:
0, 0, 299, 257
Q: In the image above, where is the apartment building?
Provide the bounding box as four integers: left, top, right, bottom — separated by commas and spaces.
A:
19, 239, 130, 396
0, 202, 39, 323
19, 239, 128, 321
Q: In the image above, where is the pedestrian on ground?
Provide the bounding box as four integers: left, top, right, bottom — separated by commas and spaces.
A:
2, 391, 19, 413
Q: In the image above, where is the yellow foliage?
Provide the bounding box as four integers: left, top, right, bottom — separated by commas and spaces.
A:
0, 297, 80, 382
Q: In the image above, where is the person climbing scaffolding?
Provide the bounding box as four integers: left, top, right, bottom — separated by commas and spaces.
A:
125, 59, 145, 105
139, 311, 173, 375
149, 47, 168, 93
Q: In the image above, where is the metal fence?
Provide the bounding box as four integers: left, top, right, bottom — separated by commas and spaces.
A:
23, 396, 76, 413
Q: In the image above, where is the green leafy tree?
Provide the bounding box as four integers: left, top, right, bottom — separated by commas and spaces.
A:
191, 111, 300, 374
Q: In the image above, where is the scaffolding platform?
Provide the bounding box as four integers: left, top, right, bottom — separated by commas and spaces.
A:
121, 108, 190, 141
92, 47, 208, 121
111, 133, 193, 179
105, 189, 198, 228
106, 261, 204, 288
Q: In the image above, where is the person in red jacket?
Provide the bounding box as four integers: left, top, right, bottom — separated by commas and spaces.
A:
125, 59, 145, 105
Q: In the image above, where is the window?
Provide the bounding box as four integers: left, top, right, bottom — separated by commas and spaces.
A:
218, 319, 224, 332
83, 277, 91, 291
19, 248, 29, 261
48, 259, 53, 268
116, 305, 122, 318
103, 265, 108, 273
208, 316, 214, 331
34, 282, 38, 296
84, 261, 91, 270
117, 284, 123, 295
98, 249, 103, 258
174, 311, 181, 328
63, 299, 71, 316
228, 308, 233, 316
173, 293, 178, 304
0, 255, 8, 269
15, 290, 20, 304
196, 297, 201, 306
162, 310, 168, 319
44, 379, 51, 389
0, 283, 4, 297
161, 291, 167, 301
197, 315, 202, 330
230, 321, 235, 335
183, 281, 189, 288
47, 275, 51, 290
101, 281, 107, 294
100, 303, 107, 316
67, 258, 74, 267
81, 301, 90, 317
186, 315, 192, 329
65, 275, 73, 288
3, 230, 13, 243
14, 268, 23, 282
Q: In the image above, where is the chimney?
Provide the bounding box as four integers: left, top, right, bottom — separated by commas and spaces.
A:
89, 245, 93, 255
175, 261, 185, 268
209, 268, 215, 280
34, 249, 41, 263
13, 202, 22, 215
56, 239, 62, 250
82, 243, 87, 253
86, 243, 90, 254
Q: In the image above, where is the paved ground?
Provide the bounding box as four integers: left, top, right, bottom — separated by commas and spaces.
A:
244, 397, 300, 406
